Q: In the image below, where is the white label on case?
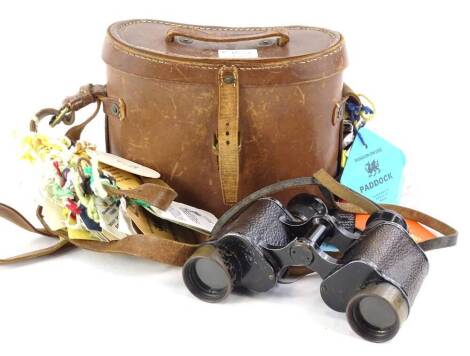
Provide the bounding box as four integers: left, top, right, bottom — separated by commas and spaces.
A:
145, 201, 218, 235
91, 150, 161, 179
218, 49, 258, 59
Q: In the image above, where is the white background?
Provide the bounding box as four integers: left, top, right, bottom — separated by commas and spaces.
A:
0, 1, 468, 355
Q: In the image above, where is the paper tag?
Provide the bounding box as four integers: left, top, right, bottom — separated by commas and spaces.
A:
118, 198, 138, 236
145, 201, 217, 235
218, 49, 258, 59
340, 128, 406, 204
127, 205, 179, 240
127, 205, 203, 244
99, 163, 142, 190
126, 205, 161, 235
92, 150, 160, 179
95, 197, 127, 240
41, 197, 67, 231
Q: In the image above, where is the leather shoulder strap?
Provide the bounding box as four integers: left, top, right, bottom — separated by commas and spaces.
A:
0, 204, 70, 264
0, 202, 205, 266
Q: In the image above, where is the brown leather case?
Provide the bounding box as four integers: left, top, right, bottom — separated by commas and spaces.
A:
102, 19, 348, 217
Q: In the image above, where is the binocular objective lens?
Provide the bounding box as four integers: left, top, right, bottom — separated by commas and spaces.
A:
346, 283, 408, 342
194, 259, 230, 291
358, 296, 398, 330
183, 252, 232, 303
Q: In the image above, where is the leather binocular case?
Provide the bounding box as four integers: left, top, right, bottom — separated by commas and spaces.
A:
102, 19, 351, 217
182, 176, 450, 343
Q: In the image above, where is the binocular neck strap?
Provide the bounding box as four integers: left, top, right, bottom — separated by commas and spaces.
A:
213, 169, 457, 252
313, 169, 458, 251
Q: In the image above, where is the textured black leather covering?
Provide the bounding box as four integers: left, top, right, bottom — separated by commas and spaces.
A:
343, 222, 429, 305
215, 198, 291, 248
213, 197, 429, 305
212, 198, 293, 291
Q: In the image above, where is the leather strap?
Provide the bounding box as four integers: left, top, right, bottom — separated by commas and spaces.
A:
0, 204, 69, 264
65, 101, 102, 143
0, 204, 56, 238
63, 84, 107, 112
0, 201, 205, 266
312, 170, 457, 250
336, 202, 457, 251
68, 234, 202, 266
0, 238, 68, 265
104, 183, 177, 211
30, 86, 177, 212
0, 170, 457, 266
212, 169, 457, 251
217, 66, 240, 205
313, 169, 381, 213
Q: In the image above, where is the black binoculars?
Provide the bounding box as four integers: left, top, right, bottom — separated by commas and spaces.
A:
183, 192, 429, 342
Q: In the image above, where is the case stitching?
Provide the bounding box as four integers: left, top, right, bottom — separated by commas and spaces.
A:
117, 19, 337, 39
109, 65, 343, 87
110, 42, 344, 71
109, 19, 342, 70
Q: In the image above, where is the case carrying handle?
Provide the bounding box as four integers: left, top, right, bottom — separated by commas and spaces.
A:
165, 27, 290, 46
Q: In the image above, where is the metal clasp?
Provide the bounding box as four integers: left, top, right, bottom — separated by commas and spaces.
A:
49, 106, 75, 127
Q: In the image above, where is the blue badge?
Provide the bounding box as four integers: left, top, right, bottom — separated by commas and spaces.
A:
340, 128, 406, 204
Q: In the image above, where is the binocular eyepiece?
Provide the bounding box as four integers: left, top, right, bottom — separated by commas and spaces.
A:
182, 194, 429, 342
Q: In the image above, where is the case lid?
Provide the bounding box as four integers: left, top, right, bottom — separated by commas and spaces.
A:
103, 19, 347, 85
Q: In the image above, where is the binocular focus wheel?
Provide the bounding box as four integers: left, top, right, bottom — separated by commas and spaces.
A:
346, 283, 409, 342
